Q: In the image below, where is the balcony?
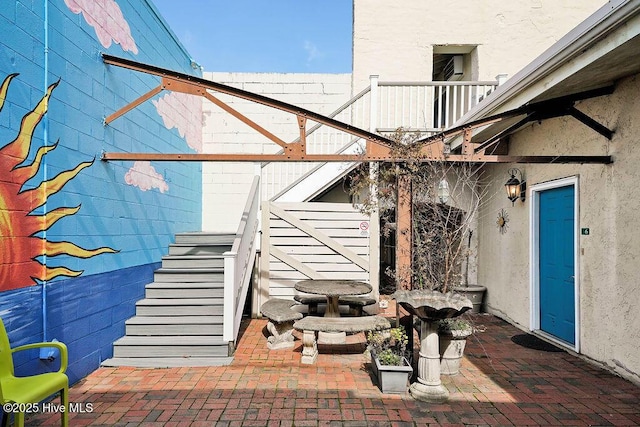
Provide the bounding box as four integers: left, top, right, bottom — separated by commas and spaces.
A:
262, 77, 499, 201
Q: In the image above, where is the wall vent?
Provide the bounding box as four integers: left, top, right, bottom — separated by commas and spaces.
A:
443, 55, 464, 81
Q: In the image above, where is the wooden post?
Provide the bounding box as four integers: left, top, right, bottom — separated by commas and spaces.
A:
396, 174, 412, 290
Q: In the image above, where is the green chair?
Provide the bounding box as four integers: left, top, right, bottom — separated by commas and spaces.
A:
0, 318, 68, 427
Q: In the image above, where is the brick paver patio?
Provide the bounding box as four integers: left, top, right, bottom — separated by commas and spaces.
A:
28, 313, 640, 426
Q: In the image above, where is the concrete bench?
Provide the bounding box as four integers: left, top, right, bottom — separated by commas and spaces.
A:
260, 298, 303, 350
294, 295, 377, 316
293, 315, 391, 364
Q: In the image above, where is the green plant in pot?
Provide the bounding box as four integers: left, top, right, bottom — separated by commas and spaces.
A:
437, 317, 473, 375
367, 326, 413, 394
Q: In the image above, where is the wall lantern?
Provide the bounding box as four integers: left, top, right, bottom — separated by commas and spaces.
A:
438, 178, 450, 204
505, 168, 526, 205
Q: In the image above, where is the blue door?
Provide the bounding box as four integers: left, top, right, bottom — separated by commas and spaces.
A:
539, 185, 575, 344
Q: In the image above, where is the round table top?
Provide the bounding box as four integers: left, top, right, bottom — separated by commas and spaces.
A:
294, 279, 372, 297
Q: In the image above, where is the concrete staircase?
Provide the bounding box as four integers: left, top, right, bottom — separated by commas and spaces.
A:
102, 232, 236, 367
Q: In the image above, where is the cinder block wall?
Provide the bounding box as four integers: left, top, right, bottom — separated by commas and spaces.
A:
0, 0, 201, 384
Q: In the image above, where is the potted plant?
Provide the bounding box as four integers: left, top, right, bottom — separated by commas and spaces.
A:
451, 230, 487, 313
437, 317, 473, 375
348, 128, 488, 295
349, 129, 488, 387
367, 326, 413, 393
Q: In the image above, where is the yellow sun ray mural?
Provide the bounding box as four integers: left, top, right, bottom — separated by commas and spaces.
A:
0, 73, 118, 290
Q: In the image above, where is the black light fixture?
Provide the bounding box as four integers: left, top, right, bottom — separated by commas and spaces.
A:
505, 168, 526, 205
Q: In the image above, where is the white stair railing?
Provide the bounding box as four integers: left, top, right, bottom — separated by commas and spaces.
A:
262, 77, 499, 201
223, 176, 260, 344
261, 86, 372, 201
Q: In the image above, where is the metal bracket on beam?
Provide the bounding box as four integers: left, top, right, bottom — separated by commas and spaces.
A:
104, 84, 164, 125
461, 128, 474, 156
297, 115, 307, 149
569, 107, 614, 140
473, 113, 536, 154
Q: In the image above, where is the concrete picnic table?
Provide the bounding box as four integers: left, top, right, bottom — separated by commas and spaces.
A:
294, 279, 372, 318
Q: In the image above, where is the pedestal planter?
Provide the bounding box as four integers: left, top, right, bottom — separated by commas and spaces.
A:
439, 326, 472, 375
392, 290, 473, 403
371, 351, 413, 394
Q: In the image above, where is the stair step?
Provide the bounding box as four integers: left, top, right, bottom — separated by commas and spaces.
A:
113, 336, 229, 358
136, 298, 223, 306
109, 230, 248, 366
126, 315, 223, 324
125, 316, 223, 335
126, 323, 223, 336
168, 244, 231, 256
102, 357, 233, 368
161, 255, 224, 269
154, 268, 224, 283
135, 298, 223, 316
175, 232, 235, 245
145, 282, 223, 298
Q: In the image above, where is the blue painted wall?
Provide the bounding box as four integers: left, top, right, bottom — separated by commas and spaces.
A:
2, 263, 158, 385
0, 0, 201, 385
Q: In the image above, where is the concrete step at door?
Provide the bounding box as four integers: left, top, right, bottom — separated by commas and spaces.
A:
112, 335, 229, 358
125, 316, 223, 336
135, 298, 223, 316
145, 282, 224, 299
153, 268, 224, 283
161, 254, 225, 269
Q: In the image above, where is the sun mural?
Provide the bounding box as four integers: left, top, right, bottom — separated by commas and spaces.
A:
0, 73, 117, 291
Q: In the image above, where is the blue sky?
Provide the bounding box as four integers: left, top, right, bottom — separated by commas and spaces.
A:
151, 0, 353, 73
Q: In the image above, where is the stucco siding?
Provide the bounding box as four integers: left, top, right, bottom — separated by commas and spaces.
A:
352, 0, 607, 89
477, 74, 640, 383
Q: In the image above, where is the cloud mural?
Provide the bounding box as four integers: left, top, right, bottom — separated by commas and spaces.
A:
152, 92, 203, 153
124, 161, 169, 193
65, 0, 138, 54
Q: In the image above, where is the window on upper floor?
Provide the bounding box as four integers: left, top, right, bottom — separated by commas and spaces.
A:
432, 45, 478, 81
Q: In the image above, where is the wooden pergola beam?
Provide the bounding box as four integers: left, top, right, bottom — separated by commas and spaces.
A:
396, 175, 413, 290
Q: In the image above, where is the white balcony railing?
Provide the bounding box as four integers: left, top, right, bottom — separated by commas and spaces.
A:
262, 77, 498, 201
